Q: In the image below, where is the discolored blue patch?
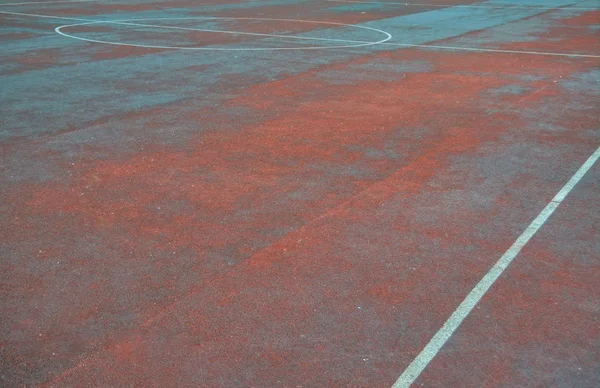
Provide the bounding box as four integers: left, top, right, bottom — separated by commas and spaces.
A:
1, 0, 594, 142
488, 84, 533, 96
560, 69, 600, 94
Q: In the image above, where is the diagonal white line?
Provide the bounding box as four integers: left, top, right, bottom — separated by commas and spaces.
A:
393, 145, 600, 387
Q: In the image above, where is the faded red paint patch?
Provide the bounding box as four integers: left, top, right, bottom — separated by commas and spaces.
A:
501, 34, 598, 54
10, 48, 63, 70
0, 32, 36, 40
112, 336, 144, 363
92, 45, 167, 61
416, 182, 599, 387
214, 3, 400, 25
48, 1, 200, 16
561, 10, 600, 26
495, 10, 600, 54
2, 6, 599, 387
39, 44, 597, 386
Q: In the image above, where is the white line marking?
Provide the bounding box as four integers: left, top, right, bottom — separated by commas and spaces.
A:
1, 9, 599, 57
328, 0, 600, 11
381, 42, 600, 58
0, 11, 391, 50
54, 17, 391, 50
54, 16, 392, 50
0, 0, 94, 6
393, 145, 600, 388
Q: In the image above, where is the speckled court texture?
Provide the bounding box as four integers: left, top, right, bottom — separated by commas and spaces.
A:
1, 0, 599, 387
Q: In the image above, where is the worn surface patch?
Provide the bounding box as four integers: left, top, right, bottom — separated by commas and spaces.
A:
1, 1, 598, 387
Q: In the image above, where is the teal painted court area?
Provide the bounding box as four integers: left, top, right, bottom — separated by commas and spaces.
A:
2, 0, 597, 140
1, 1, 599, 387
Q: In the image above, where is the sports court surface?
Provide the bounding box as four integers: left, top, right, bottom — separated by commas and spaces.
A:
1, 0, 599, 386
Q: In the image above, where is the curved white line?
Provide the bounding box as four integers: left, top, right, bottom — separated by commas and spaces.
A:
54, 16, 393, 51
2, 10, 598, 58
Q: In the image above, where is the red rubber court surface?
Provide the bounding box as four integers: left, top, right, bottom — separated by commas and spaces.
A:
1, 0, 598, 387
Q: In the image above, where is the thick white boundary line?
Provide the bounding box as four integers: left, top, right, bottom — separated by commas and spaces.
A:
1, 9, 599, 57
327, 0, 600, 11
0, 0, 94, 6
393, 145, 600, 388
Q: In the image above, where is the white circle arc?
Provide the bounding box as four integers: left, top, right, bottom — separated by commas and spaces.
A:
55, 16, 392, 51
